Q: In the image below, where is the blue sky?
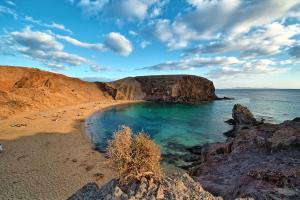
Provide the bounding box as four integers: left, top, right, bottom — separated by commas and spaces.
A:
0, 0, 300, 88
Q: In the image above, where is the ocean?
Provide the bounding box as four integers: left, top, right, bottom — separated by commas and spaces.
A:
87, 89, 300, 156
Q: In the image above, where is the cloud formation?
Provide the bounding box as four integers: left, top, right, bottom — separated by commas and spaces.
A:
207, 59, 288, 79
24, 16, 73, 34
57, 32, 133, 56
185, 22, 300, 57
104, 32, 133, 56
147, 0, 300, 49
140, 56, 241, 70
71, 0, 164, 21
7, 27, 105, 71
0, 5, 17, 19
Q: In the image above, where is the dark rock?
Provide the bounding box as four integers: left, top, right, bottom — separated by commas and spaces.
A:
232, 104, 257, 125
106, 75, 217, 103
224, 119, 236, 125
216, 96, 235, 100
292, 117, 300, 122
192, 118, 300, 200
68, 183, 99, 200
186, 145, 203, 155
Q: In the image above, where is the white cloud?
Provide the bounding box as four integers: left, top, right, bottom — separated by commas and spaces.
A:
24, 16, 73, 34
5, 27, 107, 71
11, 27, 64, 51
56, 35, 106, 51
140, 55, 289, 79
57, 32, 133, 56
129, 30, 137, 36
148, 0, 300, 49
0, 5, 17, 19
185, 22, 300, 57
140, 56, 241, 70
140, 40, 150, 48
6, 1, 16, 6
72, 0, 163, 21
104, 32, 133, 56
207, 59, 289, 79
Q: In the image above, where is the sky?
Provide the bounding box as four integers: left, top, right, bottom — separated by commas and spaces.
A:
0, 0, 300, 89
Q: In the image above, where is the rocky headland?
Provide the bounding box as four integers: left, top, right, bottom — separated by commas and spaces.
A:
0, 66, 218, 119
106, 75, 217, 102
185, 105, 300, 199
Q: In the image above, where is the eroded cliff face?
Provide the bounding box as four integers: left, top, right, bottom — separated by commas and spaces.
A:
0, 67, 217, 118
0, 66, 113, 119
107, 75, 217, 103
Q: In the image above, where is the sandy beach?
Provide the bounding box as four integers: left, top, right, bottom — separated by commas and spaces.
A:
0, 100, 136, 200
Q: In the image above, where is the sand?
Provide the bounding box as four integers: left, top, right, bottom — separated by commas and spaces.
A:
0, 100, 137, 200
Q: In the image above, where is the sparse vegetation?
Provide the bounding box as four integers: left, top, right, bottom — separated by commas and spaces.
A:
107, 126, 161, 182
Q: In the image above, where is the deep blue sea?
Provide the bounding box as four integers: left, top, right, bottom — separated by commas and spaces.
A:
87, 89, 300, 155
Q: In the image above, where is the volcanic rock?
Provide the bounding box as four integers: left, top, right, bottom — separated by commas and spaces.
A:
107, 75, 217, 103
190, 114, 300, 200
232, 104, 257, 125
68, 173, 222, 200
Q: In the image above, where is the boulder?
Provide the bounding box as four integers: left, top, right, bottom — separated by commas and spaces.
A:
232, 104, 257, 125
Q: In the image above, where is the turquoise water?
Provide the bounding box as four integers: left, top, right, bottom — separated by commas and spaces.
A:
87, 89, 300, 156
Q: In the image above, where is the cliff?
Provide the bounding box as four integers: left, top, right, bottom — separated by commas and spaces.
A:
107, 75, 217, 102
0, 67, 217, 119
0, 66, 113, 119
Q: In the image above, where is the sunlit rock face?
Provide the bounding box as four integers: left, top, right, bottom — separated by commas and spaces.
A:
107, 75, 217, 103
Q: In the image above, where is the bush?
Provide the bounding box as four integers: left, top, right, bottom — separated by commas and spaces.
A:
107, 126, 161, 182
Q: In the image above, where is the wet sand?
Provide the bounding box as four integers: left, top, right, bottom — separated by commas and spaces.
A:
0, 100, 137, 200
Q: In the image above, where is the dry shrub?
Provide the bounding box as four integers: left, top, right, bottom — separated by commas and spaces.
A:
107, 126, 161, 182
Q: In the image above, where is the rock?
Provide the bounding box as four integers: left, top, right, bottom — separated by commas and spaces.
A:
67, 183, 99, 200
192, 118, 300, 200
0, 144, 3, 152
68, 173, 222, 200
107, 75, 217, 103
10, 123, 27, 128
232, 104, 257, 125
216, 96, 235, 100
223, 104, 257, 137
224, 119, 236, 125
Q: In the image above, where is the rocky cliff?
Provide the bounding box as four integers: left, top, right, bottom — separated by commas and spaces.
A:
107, 75, 217, 103
0, 66, 113, 119
0, 67, 217, 119
184, 105, 300, 199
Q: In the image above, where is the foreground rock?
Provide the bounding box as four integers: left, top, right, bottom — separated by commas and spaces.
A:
188, 109, 300, 199
107, 75, 217, 103
224, 104, 257, 137
68, 173, 222, 200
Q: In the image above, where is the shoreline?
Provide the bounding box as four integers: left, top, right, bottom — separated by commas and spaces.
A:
0, 100, 139, 199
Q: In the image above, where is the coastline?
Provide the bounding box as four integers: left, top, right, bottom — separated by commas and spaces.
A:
0, 100, 139, 199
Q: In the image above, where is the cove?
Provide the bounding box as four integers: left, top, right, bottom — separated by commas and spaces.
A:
86, 101, 231, 158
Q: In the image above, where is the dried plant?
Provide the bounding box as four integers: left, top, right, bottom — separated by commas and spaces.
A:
107, 126, 161, 182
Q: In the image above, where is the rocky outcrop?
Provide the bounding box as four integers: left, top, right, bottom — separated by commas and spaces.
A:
224, 104, 257, 137
107, 75, 217, 103
0, 66, 114, 119
186, 106, 300, 200
232, 104, 257, 125
0, 67, 218, 118
68, 173, 222, 200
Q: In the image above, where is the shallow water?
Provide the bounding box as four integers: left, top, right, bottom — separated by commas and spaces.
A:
87, 89, 300, 157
